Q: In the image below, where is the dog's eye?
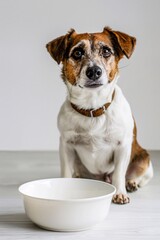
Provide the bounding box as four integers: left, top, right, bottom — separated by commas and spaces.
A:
72, 48, 84, 60
102, 46, 111, 58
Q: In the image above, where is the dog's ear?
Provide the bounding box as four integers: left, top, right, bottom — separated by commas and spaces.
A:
46, 29, 76, 64
103, 27, 136, 59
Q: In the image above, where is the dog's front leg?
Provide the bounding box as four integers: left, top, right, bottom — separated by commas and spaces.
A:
112, 144, 131, 204
59, 137, 75, 178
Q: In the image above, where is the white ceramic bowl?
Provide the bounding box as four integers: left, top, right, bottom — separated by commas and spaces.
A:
19, 178, 116, 231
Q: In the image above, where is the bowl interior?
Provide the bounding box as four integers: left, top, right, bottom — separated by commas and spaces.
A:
19, 178, 116, 201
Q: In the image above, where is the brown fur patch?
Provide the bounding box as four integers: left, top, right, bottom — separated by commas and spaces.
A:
103, 27, 136, 59
126, 120, 150, 180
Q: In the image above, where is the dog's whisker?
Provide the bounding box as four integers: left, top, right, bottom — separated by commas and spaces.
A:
119, 64, 130, 69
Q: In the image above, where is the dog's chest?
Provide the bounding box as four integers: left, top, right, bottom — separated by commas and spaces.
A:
66, 119, 124, 149
64, 116, 125, 174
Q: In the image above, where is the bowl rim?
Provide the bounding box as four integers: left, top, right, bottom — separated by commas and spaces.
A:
18, 178, 116, 202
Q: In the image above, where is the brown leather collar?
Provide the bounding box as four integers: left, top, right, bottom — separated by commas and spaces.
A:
70, 90, 115, 118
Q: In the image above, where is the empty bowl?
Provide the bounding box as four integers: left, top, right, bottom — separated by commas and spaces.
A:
19, 178, 116, 231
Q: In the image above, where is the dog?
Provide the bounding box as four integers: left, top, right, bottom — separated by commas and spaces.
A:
46, 27, 153, 204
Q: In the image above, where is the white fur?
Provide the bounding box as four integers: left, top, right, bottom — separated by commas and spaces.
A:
133, 161, 154, 188
58, 78, 134, 199
66, 72, 118, 110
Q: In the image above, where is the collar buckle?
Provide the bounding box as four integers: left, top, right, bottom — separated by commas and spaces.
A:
90, 109, 94, 118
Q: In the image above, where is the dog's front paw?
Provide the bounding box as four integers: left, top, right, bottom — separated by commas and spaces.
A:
112, 193, 130, 204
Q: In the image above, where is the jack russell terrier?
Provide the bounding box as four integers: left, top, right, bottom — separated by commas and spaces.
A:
46, 27, 153, 204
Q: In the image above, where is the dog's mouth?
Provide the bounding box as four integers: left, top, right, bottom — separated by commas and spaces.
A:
84, 83, 103, 88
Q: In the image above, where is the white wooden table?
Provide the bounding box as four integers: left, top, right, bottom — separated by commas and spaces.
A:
0, 151, 160, 240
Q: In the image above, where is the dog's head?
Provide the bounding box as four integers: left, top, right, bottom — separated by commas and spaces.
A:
46, 27, 136, 90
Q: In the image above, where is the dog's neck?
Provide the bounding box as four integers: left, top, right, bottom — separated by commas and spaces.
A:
66, 76, 118, 110
70, 90, 115, 117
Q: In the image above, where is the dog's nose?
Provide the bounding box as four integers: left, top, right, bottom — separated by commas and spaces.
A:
86, 66, 102, 80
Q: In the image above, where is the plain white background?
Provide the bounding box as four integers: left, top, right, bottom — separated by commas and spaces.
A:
0, 0, 160, 151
